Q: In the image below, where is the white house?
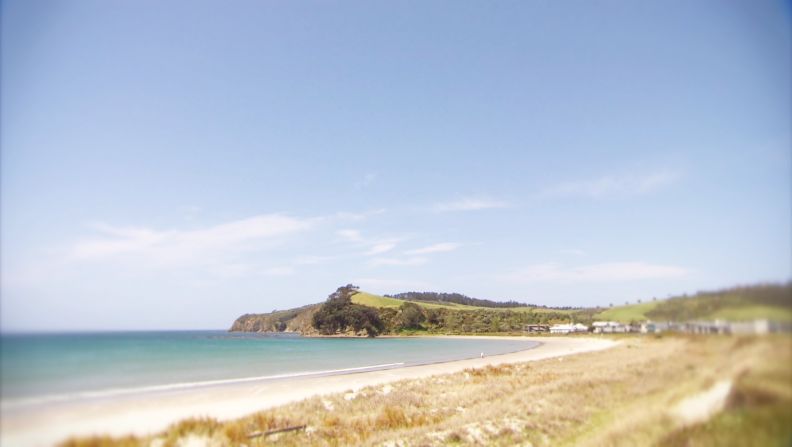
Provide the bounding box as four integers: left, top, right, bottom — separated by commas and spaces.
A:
550, 323, 589, 334
592, 321, 629, 333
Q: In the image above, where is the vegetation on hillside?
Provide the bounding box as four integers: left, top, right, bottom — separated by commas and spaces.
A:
232, 288, 580, 336
311, 285, 384, 337
592, 283, 792, 323
230, 283, 792, 335
594, 301, 660, 323
62, 336, 792, 447
229, 304, 319, 332
387, 291, 530, 309
645, 283, 792, 322
351, 292, 480, 310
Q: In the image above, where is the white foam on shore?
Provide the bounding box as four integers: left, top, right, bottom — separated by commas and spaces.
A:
1, 362, 405, 410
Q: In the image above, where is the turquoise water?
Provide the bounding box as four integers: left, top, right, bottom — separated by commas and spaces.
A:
0, 331, 537, 404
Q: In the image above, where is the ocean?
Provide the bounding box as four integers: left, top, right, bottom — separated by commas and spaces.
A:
0, 331, 538, 406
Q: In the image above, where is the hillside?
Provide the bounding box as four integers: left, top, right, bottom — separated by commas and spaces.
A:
354, 291, 576, 314
229, 304, 319, 333
352, 291, 497, 311
387, 291, 530, 308
230, 283, 792, 335
229, 288, 577, 335
594, 301, 660, 322
594, 283, 792, 323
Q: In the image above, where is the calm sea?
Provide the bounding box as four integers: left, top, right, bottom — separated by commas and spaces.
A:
0, 331, 537, 406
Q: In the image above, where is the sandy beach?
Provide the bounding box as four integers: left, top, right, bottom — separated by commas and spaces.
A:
0, 336, 616, 447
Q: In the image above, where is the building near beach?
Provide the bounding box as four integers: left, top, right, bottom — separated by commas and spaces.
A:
524, 324, 550, 333
592, 321, 629, 333
550, 323, 589, 334
640, 322, 670, 333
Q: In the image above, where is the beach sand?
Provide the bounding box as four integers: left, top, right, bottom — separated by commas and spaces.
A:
0, 336, 616, 447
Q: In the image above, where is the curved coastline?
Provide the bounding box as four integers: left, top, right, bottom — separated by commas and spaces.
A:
0, 336, 616, 447
1, 336, 539, 410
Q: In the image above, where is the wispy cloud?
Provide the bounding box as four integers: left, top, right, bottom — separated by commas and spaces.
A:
336, 229, 405, 256
500, 261, 688, 283
369, 257, 428, 267
336, 229, 363, 242
539, 171, 680, 199
72, 214, 313, 265
434, 196, 510, 212
331, 208, 386, 221
405, 242, 461, 255
366, 242, 398, 255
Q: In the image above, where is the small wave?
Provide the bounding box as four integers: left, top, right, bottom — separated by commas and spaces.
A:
1, 362, 405, 410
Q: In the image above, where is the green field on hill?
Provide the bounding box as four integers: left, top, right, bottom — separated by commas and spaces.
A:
594, 284, 792, 322
351, 291, 483, 310
351, 291, 576, 314
594, 301, 660, 322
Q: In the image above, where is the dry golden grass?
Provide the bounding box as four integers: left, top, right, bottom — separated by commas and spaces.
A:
61, 335, 792, 447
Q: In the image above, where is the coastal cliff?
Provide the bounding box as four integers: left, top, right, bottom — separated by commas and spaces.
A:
229, 304, 319, 334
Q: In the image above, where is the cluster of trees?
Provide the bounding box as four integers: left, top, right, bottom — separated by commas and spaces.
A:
311, 285, 591, 336
388, 291, 530, 309
416, 307, 575, 333
311, 285, 384, 337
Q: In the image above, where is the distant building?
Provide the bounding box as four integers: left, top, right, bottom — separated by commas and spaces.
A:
640, 321, 670, 333
550, 323, 589, 334
677, 319, 789, 335
523, 324, 550, 333
592, 321, 629, 333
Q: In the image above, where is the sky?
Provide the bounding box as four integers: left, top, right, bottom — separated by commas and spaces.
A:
1, 0, 790, 331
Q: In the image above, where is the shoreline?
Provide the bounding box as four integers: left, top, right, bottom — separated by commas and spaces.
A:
0, 335, 539, 411
0, 335, 616, 447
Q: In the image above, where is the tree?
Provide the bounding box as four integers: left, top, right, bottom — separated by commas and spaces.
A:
312, 285, 383, 337
398, 302, 425, 329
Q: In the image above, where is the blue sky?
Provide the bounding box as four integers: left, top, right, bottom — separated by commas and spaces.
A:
2, 0, 790, 331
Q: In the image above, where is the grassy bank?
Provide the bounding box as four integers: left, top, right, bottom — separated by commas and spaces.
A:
62, 335, 792, 447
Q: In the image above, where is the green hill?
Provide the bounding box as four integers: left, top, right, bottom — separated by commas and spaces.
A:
594, 301, 660, 322
352, 291, 496, 311
230, 283, 792, 335
231, 287, 579, 336
594, 283, 792, 323
353, 291, 576, 314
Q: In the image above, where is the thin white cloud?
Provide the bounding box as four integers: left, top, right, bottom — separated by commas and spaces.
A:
500, 261, 688, 283
369, 257, 428, 267
405, 242, 461, 255
540, 171, 680, 199
336, 228, 405, 256
366, 242, 398, 255
337, 229, 363, 242
434, 197, 510, 212
331, 208, 386, 221
72, 214, 313, 264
